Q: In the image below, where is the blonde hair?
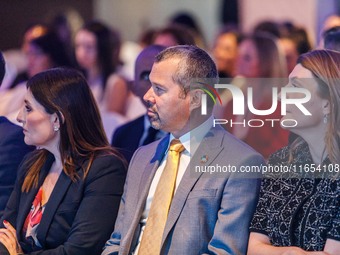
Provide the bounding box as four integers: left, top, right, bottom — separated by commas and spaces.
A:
290, 50, 340, 164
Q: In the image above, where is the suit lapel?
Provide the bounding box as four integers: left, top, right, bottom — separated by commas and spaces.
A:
137, 135, 169, 195
161, 127, 225, 245
132, 116, 145, 151
17, 153, 55, 237
123, 135, 169, 250
37, 169, 72, 247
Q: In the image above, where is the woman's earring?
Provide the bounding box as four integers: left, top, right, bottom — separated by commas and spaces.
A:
54, 126, 59, 132
323, 114, 329, 124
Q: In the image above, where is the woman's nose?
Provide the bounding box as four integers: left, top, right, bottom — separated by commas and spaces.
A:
16, 107, 25, 124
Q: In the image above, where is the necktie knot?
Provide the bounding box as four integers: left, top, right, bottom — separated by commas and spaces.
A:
169, 139, 185, 153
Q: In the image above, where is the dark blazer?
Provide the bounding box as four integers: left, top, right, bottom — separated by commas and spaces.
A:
111, 115, 145, 163
1, 151, 126, 255
112, 115, 166, 163
103, 126, 265, 255
0, 116, 34, 218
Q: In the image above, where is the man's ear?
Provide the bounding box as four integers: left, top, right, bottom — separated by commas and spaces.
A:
189, 89, 204, 111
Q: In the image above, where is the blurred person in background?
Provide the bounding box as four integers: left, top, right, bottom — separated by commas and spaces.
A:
0, 24, 48, 92
280, 24, 312, 73
152, 25, 196, 48
322, 26, 340, 52
138, 28, 158, 49
26, 31, 73, 79
111, 45, 167, 163
318, 14, 340, 48
322, 15, 340, 35
0, 29, 73, 124
253, 20, 282, 38
214, 32, 289, 159
48, 8, 84, 67
74, 21, 145, 121
212, 25, 242, 78
169, 11, 207, 49
74, 21, 124, 112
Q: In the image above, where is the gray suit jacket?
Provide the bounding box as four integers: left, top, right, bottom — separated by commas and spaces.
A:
102, 126, 264, 255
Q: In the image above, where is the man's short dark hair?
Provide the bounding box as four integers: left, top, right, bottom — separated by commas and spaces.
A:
155, 45, 218, 93
154, 45, 219, 109
0, 52, 5, 86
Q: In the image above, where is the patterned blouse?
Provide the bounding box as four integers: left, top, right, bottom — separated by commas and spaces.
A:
22, 187, 46, 249
250, 142, 340, 251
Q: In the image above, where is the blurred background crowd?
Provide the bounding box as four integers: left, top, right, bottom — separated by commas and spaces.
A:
1, 1, 340, 254
0, 0, 340, 153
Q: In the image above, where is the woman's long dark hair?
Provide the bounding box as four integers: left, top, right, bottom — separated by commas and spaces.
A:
22, 67, 126, 192
80, 21, 121, 90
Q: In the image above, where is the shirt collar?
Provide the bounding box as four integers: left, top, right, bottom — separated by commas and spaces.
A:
168, 115, 214, 156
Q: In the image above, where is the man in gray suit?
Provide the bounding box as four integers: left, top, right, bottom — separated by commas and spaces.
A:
102, 45, 264, 255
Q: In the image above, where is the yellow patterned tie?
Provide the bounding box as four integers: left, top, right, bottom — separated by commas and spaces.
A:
138, 139, 185, 255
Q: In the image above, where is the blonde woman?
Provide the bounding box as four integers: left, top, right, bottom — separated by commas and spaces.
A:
248, 50, 340, 255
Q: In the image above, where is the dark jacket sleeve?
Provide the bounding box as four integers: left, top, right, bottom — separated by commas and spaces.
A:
0, 118, 34, 217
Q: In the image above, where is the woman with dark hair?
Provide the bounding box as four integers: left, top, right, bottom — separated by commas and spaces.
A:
27, 30, 73, 78
8, 23, 49, 89
212, 25, 242, 78
75, 21, 133, 117
248, 50, 340, 255
280, 25, 312, 73
0, 68, 127, 255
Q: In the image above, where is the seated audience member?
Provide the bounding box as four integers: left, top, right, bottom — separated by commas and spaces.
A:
26, 30, 73, 78
318, 15, 340, 48
0, 29, 73, 123
253, 20, 282, 38
214, 32, 289, 159
323, 26, 340, 52
279, 25, 312, 73
102, 45, 264, 255
138, 28, 158, 49
248, 50, 340, 255
48, 10, 83, 67
169, 11, 207, 48
74, 21, 136, 115
111, 45, 167, 163
74, 21, 133, 137
0, 52, 34, 218
322, 15, 340, 35
0, 68, 127, 255
152, 24, 196, 47
3, 23, 48, 90
212, 25, 242, 78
